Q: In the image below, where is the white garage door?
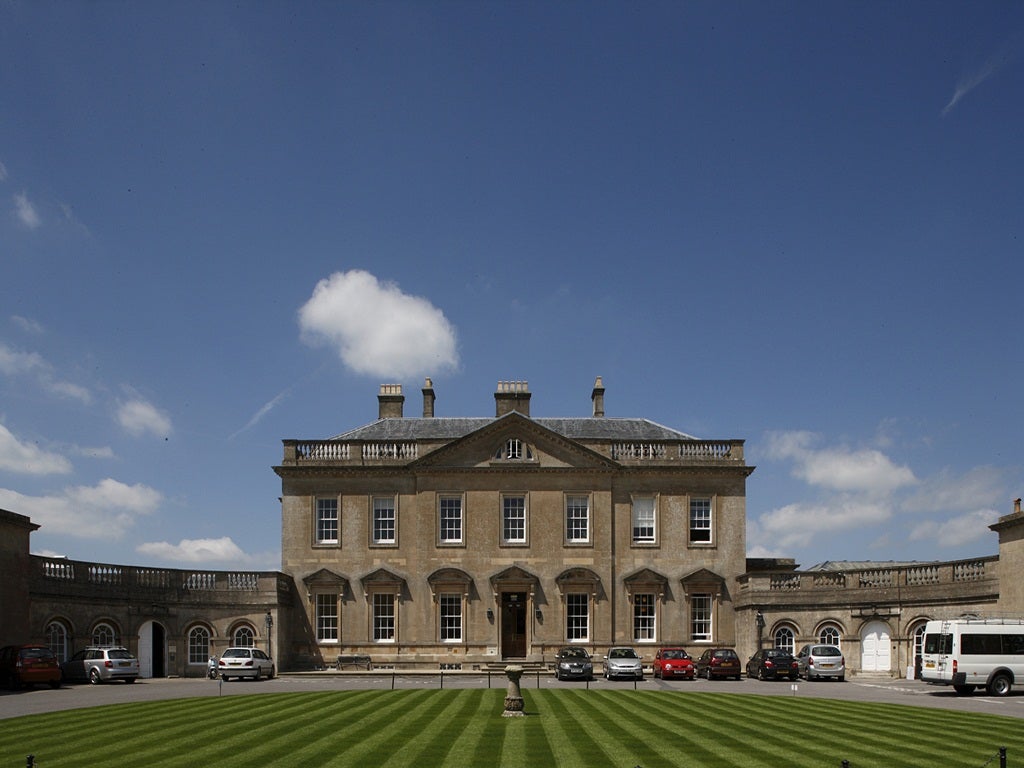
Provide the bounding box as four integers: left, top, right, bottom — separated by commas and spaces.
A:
860, 621, 891, 673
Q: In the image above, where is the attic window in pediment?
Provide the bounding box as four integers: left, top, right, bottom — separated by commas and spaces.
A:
495, 437, 533, 461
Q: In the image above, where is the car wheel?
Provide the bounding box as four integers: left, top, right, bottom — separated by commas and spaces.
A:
221, 675, 229, 682
49, 678, 61, 689
987, 673, 1012, 697
757, 667, 765, 681
89, 668, 102, 685
126, 677, 136, 683
706, 668, 713, 681
837, 674, 845, 682
253, 667, 261, 681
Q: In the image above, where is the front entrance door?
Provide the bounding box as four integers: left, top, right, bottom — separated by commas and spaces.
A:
501, 592, 527, 658
138, 621, 167, 678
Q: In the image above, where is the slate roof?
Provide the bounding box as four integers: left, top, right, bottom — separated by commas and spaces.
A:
331, 415, 699, 442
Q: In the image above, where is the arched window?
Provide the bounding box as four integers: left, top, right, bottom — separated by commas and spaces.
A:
818, 623, 841, 647
188, 626, 211, 665
92, 622, 116, 646
233, 625, 255, 647
773, 626, 795, 653
46, 620, 69, 662
494, 438, 532, 461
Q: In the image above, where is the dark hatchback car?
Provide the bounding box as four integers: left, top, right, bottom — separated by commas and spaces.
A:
746, 648, 798, 681
695, 648, 741, 680
0, 644, 62, 690
553, 646, 594, 681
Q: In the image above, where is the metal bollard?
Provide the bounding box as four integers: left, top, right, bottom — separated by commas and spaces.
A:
1000, 747, 1006, 768
841, 761, 850, 768
27, 756, 34, 768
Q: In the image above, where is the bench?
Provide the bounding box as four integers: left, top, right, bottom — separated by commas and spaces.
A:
336, 655, 372, 670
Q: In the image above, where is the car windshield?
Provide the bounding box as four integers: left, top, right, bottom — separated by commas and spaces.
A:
222, 649, 252, 658
109, 649, 134, 660
560, 648, 587, 659
766, 650, 788, 658
22, 648, 54, 661
610, 649, 637, 659
813, 646, 841, 656
662, 650, 687, 659
713, 650, 735, 659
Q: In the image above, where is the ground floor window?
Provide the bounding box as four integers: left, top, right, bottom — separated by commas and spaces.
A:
45, 621, 69, 663
373, 593, 396, 642
633, 593, 656, 642
774, 625, 795, 653
317, 593, 339, 642
188, 626, 211, 664
691, 594, 712, 642
819, 624, 841, 646
440, 594, 462, 642
566, 593, 589, 641
233, 625, 255, 647
92, 622, 116, 646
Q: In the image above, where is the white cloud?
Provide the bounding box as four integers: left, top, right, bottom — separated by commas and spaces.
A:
902, 466, 1005, 514
765, 430, 916, 494
11, 316, 45, 334
298, 269, 459, 379
0, 343, 46, 375
14, 192, 41, 229
754, 499, 892, 550
136, 537, 250, 564
0, 343, 92, 403
943, 31, 1024, 115
0, 422, 73, 475
909, 508, 1001, 547
0, 478, 161, 538
118, 398, 172, 437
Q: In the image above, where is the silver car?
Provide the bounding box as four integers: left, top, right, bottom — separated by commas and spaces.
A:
218, 647, 275, 681
795, 644, 845, 681
61, 646, 139, 684
603, 646, 643, 680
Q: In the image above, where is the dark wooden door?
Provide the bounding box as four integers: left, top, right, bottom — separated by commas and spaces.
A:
501, 592, 527, 658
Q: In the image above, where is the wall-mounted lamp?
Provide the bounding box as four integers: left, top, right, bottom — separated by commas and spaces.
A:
755, 610, 765, 629
265, 611, 274, 657
486, 609, 494, 621
535, 609, 543, 621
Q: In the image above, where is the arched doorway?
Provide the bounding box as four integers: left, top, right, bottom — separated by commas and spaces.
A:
860, 620, 891, 673
138, 621, 167, 678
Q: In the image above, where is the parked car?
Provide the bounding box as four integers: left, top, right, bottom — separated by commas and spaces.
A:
0, 644, 62, 690
795, 644, 845, 681
653, 647, 695, 680
746, 648, 798, 681
603, 647, 643, 680
218, 647, 275, 681
61, 646, 139, 684
695, 648, 741, 680
554, 646, 594, 681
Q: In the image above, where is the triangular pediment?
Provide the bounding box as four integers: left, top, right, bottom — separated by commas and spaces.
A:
680, 567, 725, 588
489, 564, 539, 592
623, 567, 668, 587
360, 567, 407, 588
411, 412, 616, 471
302, 568, 349, 588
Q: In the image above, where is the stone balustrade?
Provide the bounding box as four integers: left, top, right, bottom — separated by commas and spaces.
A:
746, 557, 998, 595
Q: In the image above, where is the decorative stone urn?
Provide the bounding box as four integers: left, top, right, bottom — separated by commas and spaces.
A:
502, 664, 525, 717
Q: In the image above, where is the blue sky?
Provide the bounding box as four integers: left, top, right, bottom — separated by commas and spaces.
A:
2, 2, 1022, 571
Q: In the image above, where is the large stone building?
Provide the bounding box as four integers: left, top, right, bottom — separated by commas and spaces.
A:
4, 378, 1023, 678
275, 378, 752, 669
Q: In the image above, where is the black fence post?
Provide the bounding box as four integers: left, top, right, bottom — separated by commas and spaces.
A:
440, 669, 444, 689
26, 756, 34, 768
1000, 747, 1006, 768
841, 761, 850, 768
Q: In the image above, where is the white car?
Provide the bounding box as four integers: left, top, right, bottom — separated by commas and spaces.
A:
218, 647, 275, 681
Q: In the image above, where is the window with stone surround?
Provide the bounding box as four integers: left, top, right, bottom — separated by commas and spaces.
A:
372, 495, 396, 545
689, 496, 712, 544
317, 593, 339, 643
440, 593, 462, 642
501, 494, 528, 545
631, 496, 657, 545
633, 593, 656, 642
316, 497, 338, 545
565, 494, 590, 544
566, 593, 590, 642
439, 495, 463, 545
373, 593, 396, 643
691, 594, 712, 642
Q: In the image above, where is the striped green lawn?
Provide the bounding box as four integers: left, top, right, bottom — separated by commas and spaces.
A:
1, 689, 1022, 768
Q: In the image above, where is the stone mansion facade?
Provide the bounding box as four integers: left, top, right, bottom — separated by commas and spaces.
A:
3, 378, 1022, 679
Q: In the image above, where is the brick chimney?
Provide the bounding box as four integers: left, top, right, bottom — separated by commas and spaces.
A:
422, 377, 436, 418
591, 376, 605, 418
495, 380, 530, 417
378, 384, 404, 419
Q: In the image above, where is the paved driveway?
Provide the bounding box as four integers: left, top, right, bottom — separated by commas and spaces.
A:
3, 673, 1023, 720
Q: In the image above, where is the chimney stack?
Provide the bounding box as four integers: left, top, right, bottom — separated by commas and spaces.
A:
591, 376, 605, 418
422, 377, 436, 418
1015, 498, 1022, 515
377, 384, 404, 419
495, 380, 530, 417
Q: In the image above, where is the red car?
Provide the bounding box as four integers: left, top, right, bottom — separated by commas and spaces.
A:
0, 645, 62, 690
653, 647, 695, 680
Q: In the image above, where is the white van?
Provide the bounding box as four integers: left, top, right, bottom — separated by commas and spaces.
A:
921, 618, 1024, 696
